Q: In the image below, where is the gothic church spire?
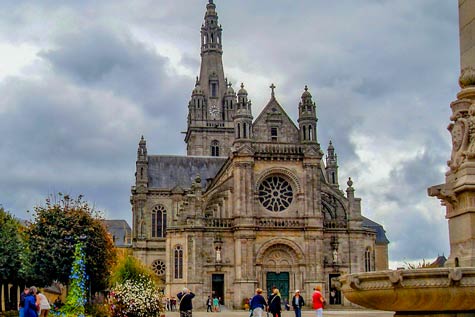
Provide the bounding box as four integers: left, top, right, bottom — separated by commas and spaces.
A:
185, 0, 237, 157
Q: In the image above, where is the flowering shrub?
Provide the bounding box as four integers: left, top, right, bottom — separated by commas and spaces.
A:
52, 242, 88, 317
110, 274, 163, 317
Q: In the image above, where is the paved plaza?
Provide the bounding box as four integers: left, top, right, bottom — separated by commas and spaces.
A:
163, 309, 394, 317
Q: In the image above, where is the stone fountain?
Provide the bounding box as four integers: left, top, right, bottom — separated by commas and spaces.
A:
339, 2, 475, 316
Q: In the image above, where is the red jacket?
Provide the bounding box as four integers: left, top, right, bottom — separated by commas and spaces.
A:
312, 291, 323, 309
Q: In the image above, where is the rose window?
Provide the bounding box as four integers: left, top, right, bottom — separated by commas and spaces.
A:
258, 175, 293, 212
151, 260, 166, 276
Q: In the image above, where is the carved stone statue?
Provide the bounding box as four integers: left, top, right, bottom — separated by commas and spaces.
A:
333, 249, 338, 264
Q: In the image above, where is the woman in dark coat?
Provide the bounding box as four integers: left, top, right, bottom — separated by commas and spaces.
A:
291, 290, 305, 317
268, 288, 282, 317
24, 286, 38, 317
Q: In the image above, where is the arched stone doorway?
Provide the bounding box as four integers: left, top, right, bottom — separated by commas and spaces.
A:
256, 240, 305, 302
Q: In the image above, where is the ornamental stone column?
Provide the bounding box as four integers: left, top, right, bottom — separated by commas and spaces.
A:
429, 1, 475, 267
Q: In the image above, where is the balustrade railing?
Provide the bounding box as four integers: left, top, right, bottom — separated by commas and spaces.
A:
257, 217, 305, 228
323, 219, 347, 229
253, 143, 304, 154
204, 218, 233, 228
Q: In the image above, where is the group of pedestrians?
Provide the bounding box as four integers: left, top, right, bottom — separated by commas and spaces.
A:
206, 295, 221, 312
19, 286, 52, 317
174, 285, 325, 317
249, 285, 326, 317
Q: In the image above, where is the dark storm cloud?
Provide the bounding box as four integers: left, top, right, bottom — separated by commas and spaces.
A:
40, 26, 189, 118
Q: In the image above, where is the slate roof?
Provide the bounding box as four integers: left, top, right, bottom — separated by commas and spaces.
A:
429, 255, 447, 268
362, 216, 390, 245
102, 219, 132, 247
148, 155, 227, 189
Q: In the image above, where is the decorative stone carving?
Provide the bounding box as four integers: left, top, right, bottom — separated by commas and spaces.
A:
448, 113, 469, 170
459, 66, 475, 88
463, 103, 475, 159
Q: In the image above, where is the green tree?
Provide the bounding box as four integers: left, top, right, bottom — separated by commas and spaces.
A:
0, 207, 23, 282
24, 194, 116, 292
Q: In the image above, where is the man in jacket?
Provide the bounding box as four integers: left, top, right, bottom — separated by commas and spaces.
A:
291, 290, 305, 317
177, 288, 195, 317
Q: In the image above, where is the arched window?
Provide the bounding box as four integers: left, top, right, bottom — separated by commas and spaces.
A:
151, 205, 167, 238
174, 245, 183, 279
243, 123, 247, 138
364, 247, 372, 272
302, 126, 307, 140
211, 140, 220, 156
237, 123, 241, 138
308, 125, 313, 140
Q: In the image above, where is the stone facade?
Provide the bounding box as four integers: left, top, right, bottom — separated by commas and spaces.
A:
131, 1, 389, 309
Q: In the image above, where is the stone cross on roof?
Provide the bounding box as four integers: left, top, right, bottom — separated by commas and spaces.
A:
270, 83, 276, 97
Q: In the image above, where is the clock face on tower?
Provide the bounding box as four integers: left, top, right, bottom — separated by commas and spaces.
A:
209, 103, 221, 120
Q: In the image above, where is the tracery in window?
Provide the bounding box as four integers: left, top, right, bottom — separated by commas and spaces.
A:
151, 205, 167, 238
211, 140, 220, 156
151, 259, 166, 276
174, 245, 183, 279
258, 175, 293, 212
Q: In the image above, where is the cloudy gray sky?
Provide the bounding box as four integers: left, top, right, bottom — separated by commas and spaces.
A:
0, 0, 459, 267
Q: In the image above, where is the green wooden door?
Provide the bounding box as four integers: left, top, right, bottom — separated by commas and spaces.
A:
266, 272, 289, 302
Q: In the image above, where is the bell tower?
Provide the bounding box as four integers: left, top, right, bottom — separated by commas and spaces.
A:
185, 0, 236, 157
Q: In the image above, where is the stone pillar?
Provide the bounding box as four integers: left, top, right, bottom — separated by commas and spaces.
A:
428, 2, 475, 267
459, 0, 475, 71
1, 283, 4, 313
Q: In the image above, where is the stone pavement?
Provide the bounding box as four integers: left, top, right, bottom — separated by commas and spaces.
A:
163, 309, 394, 317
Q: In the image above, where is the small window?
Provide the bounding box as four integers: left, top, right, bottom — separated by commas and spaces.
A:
211, 140, 220, 156
243, 123, 247, 138
211, 83, 217, 97
271, 127, 278, 142
364, 247, 372, 272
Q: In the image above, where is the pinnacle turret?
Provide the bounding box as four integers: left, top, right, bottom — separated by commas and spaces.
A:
298, 85, 318, 144
326, 140, 339, 187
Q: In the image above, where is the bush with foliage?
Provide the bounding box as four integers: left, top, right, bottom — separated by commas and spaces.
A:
109, 256, 164, 317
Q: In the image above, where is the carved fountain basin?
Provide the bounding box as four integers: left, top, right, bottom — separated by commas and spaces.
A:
339, 268, 475, 312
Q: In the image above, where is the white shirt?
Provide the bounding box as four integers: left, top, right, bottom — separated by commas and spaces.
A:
37, 293, 51, 310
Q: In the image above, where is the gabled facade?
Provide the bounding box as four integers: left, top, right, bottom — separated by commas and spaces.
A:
131, 0, 389, 308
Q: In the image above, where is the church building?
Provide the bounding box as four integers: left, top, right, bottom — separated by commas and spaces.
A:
131, 1, 389, 308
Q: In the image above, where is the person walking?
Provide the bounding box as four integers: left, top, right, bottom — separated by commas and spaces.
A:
37, 290, 51, 317
177, 287, 195, 317
206, 296, 213, 312
312, 286, 326, 317
19, 287, 30, 317
250, 288, 267, 317
291, 290, 305, 317
24, 286, 38, 317
268, 288, 282, 317
213, 296, 220, 312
